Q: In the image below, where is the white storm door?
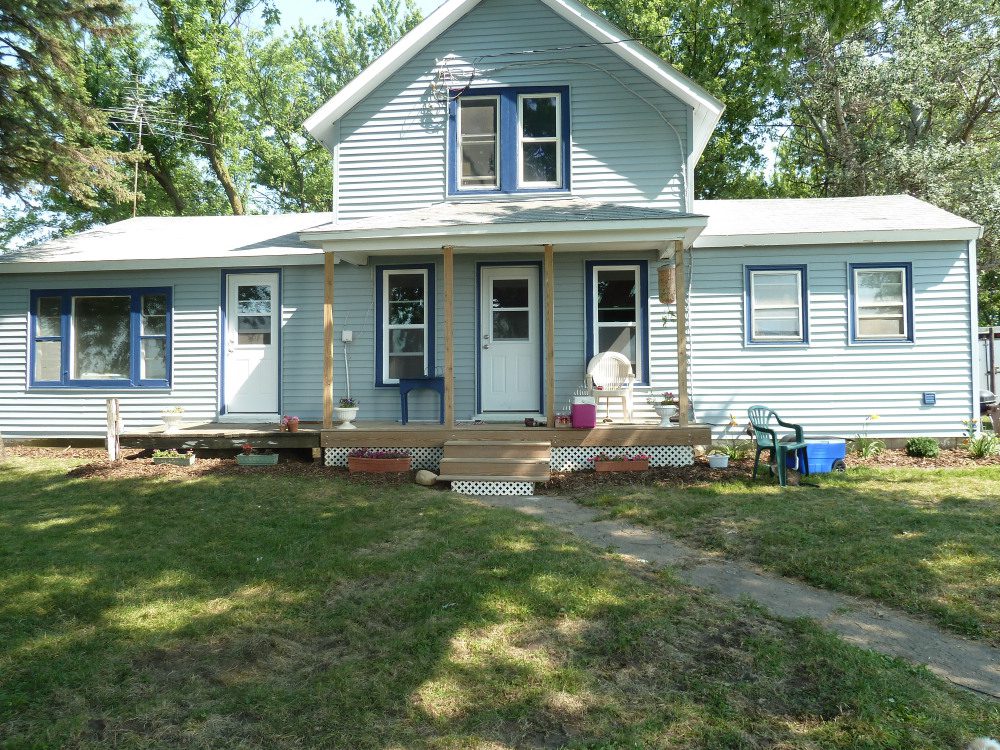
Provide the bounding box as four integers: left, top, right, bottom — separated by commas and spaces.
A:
480, 266, 540, 412
224, 273, 279, 415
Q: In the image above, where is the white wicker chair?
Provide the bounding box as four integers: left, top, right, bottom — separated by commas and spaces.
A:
585, 351, 636, 422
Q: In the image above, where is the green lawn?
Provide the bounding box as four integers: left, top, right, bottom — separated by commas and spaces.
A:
1, 455, 996, 749
576, 465, 1000, 646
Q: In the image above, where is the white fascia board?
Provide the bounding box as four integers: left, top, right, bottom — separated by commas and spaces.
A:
317, 224, 697, 253
0, 251, 325, 274
301, 215, 707, 243
693, 226, 984, 248
303, 0, 479, 138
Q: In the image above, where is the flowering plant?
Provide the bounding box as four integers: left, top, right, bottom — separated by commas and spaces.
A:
588, 453, 649, 462
338, 397, 359, 408
281, 415, 300, 428
241, 443, 254, 455
647, 391, 679, 406
851, 413, 885, 458
347, 449, 410, 459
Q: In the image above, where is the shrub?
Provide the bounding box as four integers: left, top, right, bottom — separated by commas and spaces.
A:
966, 432, 1000, 459
905, 437, 940, 458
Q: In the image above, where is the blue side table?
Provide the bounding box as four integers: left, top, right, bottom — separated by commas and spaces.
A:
398, 376, 445, 425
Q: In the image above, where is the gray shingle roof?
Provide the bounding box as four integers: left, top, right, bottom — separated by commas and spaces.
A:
302, 198, 702, 235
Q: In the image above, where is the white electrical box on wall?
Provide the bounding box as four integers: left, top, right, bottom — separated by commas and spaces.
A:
342, 330, 353, 343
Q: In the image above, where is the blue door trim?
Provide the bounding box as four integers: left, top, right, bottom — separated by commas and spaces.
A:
219, 268, 282, 416
476, 261, 545, 415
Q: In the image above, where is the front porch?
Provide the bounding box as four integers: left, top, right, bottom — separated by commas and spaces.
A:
120, 420, 710, 452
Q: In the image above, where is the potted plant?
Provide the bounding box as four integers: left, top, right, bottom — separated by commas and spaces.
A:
334, 397, 359, 430
281, 415, 300, 433
152, 449, 196, 466
161, 406, 184, 433
347, 448, 411, 473
707, 414, 750, 469
707, 450, 730, 469
647, 392, 679, 427
236, 442, 278, 466
591, 453, 651, 472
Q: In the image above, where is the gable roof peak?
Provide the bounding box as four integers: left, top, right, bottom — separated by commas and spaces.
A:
304, 0, 724, 163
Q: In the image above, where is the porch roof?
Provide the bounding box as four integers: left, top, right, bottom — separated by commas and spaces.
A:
300, 198, 708, 254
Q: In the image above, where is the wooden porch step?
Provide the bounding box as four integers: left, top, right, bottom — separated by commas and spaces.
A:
442, 439, 551, 460
438, 457, 551, 481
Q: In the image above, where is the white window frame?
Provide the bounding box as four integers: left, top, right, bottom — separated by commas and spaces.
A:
457, 95, 500, 191
748, 269, 805, 343
517, 93, 563, 189
591, 264, 642, 377
381, 268, 430, 385
853, 266, 910, 342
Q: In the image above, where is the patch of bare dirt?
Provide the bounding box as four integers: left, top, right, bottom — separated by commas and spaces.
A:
1, 445, 108, 461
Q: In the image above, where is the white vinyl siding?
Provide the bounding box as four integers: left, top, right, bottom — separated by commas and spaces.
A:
689, 241, 975, 439
334, 0, 690, 218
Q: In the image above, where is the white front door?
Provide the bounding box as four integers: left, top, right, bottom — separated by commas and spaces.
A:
224, 273, 279, 416
480, 265, 541, 413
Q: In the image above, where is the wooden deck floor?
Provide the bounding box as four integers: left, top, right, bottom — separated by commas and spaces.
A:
120, 420, 711, 450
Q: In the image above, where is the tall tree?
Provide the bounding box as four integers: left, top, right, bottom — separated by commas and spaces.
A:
585, 0, 881, 197
239, 0, 422, 212
776, 0, 1000, 321
0, 0, 128, 203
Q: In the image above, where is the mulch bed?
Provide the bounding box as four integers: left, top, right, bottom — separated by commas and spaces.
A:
4, 445, 999, 488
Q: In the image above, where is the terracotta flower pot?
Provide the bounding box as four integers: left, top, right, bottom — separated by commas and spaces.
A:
348, 456, 411, 473
287, 421, 299, 433
594, 459, 650, 473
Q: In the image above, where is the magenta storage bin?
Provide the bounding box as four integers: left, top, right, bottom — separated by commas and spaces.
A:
571, 402, 597, 429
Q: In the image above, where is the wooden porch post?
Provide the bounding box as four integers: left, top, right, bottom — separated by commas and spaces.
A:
673, 240, 690, 428
443, 245, 455, 428
543, 243, 556, 427
323, 252, 335, 429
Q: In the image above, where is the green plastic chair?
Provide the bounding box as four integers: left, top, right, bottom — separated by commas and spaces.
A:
747, 405, 809, 487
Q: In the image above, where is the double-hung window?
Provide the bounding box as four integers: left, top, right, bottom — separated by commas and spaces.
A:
745, 266, 808, 344
377, 266, 435, 385
29, 288, 171, 388
449, 86, 570, 195
585, 262, 648, 383
850, 263, 913, 343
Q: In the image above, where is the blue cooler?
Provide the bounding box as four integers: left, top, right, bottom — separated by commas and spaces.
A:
787, 439, 847, 474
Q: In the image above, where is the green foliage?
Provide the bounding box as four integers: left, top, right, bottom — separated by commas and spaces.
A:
579, 464, 1000, 643
0, 0, 128, 203
905, 437, 940, 458
0, 455, 995, 745
966, 432, 1000, 458
711, 440, 752, 460
851, 436, 885, 458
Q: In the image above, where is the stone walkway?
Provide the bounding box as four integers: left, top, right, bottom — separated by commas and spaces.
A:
477, 493, 1000, 699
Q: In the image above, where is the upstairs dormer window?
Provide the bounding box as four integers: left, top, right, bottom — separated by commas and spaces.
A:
449, 86, 570, 195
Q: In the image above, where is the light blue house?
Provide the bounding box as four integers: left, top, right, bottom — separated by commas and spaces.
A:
0, 0, 984, 481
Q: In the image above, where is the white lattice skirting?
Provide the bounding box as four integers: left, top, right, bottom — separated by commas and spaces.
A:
550, 445, 694, 471
323, 447, 443, 471
451, 480, 535, 496
325, 445, 693, 474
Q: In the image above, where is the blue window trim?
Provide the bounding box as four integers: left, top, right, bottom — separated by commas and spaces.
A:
744, 265, 809, 346
475, 261, 545, 415
375, 263, 436, 387
585, 260, 650, 386
848, 262, 915, 344
28, 287, 172, 389
219, 268, 282, 416
447, 85, 571, 196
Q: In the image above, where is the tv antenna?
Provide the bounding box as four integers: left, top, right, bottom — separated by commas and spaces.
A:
101, 75, 210, 217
